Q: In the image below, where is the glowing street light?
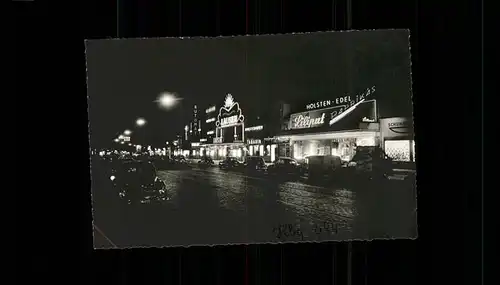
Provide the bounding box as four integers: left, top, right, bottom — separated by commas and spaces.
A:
136, 118, 147, 127
118, 135, 125, 140
124, 129, 132, 136
156, 92, 181, 109
114, 138, 119, 143
120, 141, 125, 144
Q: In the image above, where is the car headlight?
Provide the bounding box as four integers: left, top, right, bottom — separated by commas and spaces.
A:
110, 175, 116, 181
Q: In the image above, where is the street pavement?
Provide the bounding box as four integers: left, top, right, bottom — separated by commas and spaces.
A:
92, 165, 417, 248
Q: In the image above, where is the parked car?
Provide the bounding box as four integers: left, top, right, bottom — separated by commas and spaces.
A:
267, 157, 303, 179
346, 147, 394, 180
219, 157, 243, 170
172, 155, 187, 163
303, 155, 343, 180
109, 160, 167, 205
198, 156, 214, 168
243, 156, 268, 174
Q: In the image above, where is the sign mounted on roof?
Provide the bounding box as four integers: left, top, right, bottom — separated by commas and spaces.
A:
216, 94, 245, 128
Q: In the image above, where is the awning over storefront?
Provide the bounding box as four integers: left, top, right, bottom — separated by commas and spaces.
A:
275, 129, 379, 142
201, 142, 245, 148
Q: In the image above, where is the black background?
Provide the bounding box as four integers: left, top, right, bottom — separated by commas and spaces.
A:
15, 1, 483, 285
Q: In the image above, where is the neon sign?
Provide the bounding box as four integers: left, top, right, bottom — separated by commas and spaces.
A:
216, 94, 245, 128
247, 139, 262, 145
328, 86, 376, 126
245, 125, 264, 132
292, 113, 326, 129
205, 106, 216, 113
305, 86, 376, 111
306, 97, 352, 110
220, 115, 239, 126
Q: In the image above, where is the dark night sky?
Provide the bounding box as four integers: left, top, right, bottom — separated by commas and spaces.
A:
85, 30, 413, 148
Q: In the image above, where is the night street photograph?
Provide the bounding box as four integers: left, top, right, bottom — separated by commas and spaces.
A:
85, 30, 418, 248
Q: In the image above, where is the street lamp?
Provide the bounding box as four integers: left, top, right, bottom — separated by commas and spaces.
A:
156, 92, 182, 110
124, 129, 132, 136
136, 118, 147, 127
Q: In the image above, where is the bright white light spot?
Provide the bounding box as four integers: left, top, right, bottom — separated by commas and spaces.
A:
157, 92, 181, 109
124, 130, 132, 136
110, 176, 116, 181
136, 118, 147, 127
185, 125, 189, 131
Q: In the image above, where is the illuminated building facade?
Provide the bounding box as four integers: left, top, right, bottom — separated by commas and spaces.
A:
199, 94, 246, 160
193, 94, 282, 162
379, 117, 415, 163
274, 85, 415, 163
244, 110, 281, 163
187, 105, 201, 142
275, 86, 380, 162
203, 104, 218, 146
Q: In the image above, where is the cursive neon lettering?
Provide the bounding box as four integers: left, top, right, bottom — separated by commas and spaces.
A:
293, 113, 325, 129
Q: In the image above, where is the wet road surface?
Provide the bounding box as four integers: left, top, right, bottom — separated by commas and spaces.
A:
92, 166, 417, 248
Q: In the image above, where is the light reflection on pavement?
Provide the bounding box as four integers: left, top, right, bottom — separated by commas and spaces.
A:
92, 166, 417, 248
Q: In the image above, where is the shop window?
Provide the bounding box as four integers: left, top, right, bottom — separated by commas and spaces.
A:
412, 140, 416, 161
270, 144, 277, 162
385, 140, 411, 162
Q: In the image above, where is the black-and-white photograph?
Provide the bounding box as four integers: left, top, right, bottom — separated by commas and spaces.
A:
86, 30, 417, 248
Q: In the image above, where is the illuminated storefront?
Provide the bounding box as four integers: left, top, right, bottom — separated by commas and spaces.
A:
276, 86, 381, 162
244, 123, 280, 162
379, 117, 415, 163
280, 130, 379, 162
201, 94, 247, 161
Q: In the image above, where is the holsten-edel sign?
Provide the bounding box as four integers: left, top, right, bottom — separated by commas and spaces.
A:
305, 86, 376, 111
306, 96, 352, 111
